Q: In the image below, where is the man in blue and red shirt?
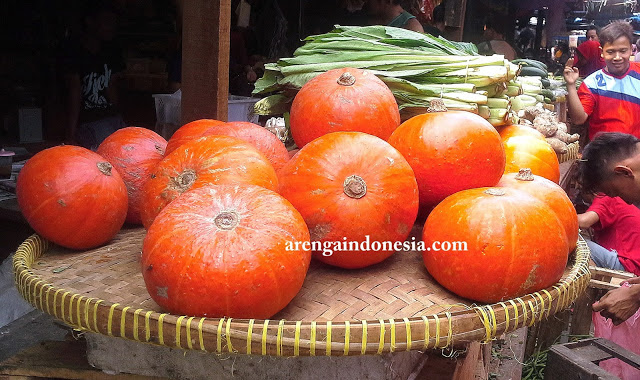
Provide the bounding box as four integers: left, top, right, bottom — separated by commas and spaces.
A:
564, 21, 640, 140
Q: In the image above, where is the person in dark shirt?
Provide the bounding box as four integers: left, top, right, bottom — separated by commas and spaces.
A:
61, 1, 125, 150
365, 0, 424, 32
422, 4, 444, 37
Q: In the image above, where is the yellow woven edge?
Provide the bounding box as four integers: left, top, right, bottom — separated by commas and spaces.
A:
13, 234, 591, 357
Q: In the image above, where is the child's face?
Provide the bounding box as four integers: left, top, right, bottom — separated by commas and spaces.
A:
602, 36, 632, 76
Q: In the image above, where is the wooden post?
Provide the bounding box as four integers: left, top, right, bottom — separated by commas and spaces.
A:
444, 0, 467, 41
181, 0, 231, 124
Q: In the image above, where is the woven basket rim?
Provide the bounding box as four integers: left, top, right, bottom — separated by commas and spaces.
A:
13, 233, 591, 356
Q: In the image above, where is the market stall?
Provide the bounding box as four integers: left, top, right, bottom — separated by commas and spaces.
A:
1, 1, 600, 378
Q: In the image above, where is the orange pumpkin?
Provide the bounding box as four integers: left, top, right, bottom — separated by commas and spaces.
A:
497, 168, 579, 251
16, 145, 128, 250
497, 124, 546, 142
142, 185, 311, 318
164, 119, 225, 156
388, 109, 505, 210
278, 132, 419, 269
140, 135, 278, 228
97, 127, 167, 225
203, 121, 290, 171
503, 136, 560, 183
289, 68, 400, 148
422, 187, 569, 303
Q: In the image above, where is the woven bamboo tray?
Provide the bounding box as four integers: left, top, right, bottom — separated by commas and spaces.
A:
13, 226, 590, 357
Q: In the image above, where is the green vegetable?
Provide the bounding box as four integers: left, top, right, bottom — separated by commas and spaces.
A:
252, 25, 516, 117
512, 58, 548, 71
519, 66, 548, 78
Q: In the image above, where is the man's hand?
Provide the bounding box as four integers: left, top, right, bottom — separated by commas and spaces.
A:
563, 58, 580, 86
593, 277, 640, 325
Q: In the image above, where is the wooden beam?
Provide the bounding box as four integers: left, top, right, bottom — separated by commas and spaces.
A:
444, 0, 467, 41
181, 0, 231, 123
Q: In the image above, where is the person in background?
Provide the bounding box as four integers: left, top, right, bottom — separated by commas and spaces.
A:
563, 21, 640, 140
577, 132, 640, 325
61, 1, 125, 150
476, 15, 517, 61
635, 37, 640, 62
577, 193, 640, 274
422, 3, 444, 37
572, 25, 605, 77
365, 0, 425, 33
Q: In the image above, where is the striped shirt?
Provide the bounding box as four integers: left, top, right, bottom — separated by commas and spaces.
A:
577, 61, 640, 140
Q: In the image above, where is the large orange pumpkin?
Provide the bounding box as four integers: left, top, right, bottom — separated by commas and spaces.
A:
497, 168, 579, 251
278, 132, 419, 269
16, 145, 128, 250
503, 136, 560, 183
164, 119, 225, 156
422, 187, 569, 303
388, 109, 505, 210
97, 127, 167, 225
203, 121, 290, 171
140, 135, 278, 228
142, 185, 311, 318
497, 124, 546, 141
289, 68, 400, 148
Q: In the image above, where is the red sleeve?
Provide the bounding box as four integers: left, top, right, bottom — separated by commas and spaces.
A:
577, 81, 595, 116
587, 195, 617, 230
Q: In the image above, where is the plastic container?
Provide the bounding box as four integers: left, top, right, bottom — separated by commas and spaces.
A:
0, 149, 15, 179
227, 95, 259, 124
153, 91, 260, 127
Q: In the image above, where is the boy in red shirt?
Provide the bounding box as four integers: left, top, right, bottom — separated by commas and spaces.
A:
563, 21, 640, 140
578, 195, 640, 275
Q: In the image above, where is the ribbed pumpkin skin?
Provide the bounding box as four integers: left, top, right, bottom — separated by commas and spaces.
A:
97, 127, 167, 225
142, 185, 311, 318
422, 187, 569, 303
497, 170, 579, 251
289, 68, 401, 148
164, 119, 225, 156
278, 132, 419, 269
16, 145, 128, 250
140, 135, 278, 229
503, 136, 560, 183
388, 111, 505, 210
203, 122, 290, 171
497, 124, 546, 141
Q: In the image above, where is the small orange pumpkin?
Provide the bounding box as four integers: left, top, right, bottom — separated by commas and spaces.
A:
422, 187, 569, 303
164, 119, 225, 156
503, 136, 560, 183
388, 107, 505, 210
141, 135, 278, 228
497, 168, 579, 251
497, 124, 546, 142
289, 68, 401, 148
278, 132, 419, 269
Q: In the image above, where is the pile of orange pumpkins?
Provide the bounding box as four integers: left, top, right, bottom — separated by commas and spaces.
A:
16, 67, 578, 319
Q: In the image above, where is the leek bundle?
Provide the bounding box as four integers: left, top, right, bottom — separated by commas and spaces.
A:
253, 25, 519, 123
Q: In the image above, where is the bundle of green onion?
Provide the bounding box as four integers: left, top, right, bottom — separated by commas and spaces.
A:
253, 25, 520, 126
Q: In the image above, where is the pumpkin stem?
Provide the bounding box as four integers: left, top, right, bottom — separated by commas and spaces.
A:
97, 162, 113, 176
484, 188, 506, 196
343, 175, 367, 199
169, 169, 197, 193
214, 210, 239, 230
426, 99, 448, 113
515, 168, 535, 181
337, 72, 356, 86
